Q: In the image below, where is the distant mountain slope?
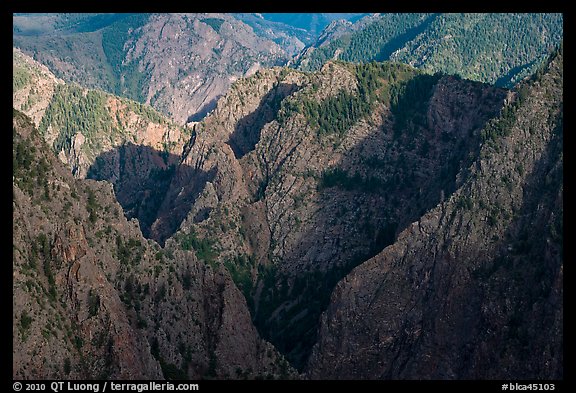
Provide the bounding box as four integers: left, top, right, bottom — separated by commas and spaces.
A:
294, 13, 432, 71
233, 13, 311, 53
13, 14, 148, 100
13, 13, 133, 36
260, 13, 366, 36
13, 13, 294, 124
295, 13, 563, 87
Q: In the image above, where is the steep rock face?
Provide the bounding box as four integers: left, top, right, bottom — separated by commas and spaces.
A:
307, 49, 563, 379
136, 60, 508, 369
13, 110, 293, 380
13, 111, 161, 379
13, 39, 563, 380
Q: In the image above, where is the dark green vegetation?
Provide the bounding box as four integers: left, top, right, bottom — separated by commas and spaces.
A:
40, 84, 111, 153
150, 337, 188, 380
201, 18, 225, 33
297, 13, 563, 88
13, 111, 53, 202
116, 236, 144, 267
223, 255, 256, 308
480, 47, 561, 145
177, 230, 217, 265
280, 61, 422, 139
391, 72, 442, 137
318, 167, 384, 193
250, 218, 398, 370
252, 254, 392, 370
13, 66, 32, 91
19, 311, 33, 340
38, 82, 169, 157
101, 14, 151, 102
297, 13, 431, 72
14, 14, 152, 102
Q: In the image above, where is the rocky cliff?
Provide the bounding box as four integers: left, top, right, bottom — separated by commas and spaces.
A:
13, 110, 293, 379
95, 58, 516, 370
13, 22, 563, 378
307, 47, 563, 379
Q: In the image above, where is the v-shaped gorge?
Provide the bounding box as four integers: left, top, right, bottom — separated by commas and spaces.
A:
86, 142, 217, 244
98, 61, 508, 370
85, 80, 303, 245
12, 14, 563, 380
33, 59, 509, 371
